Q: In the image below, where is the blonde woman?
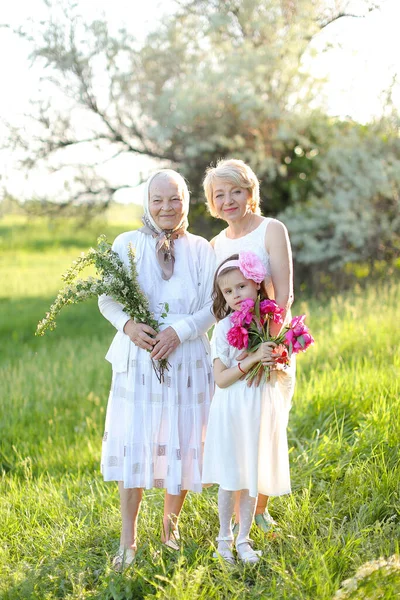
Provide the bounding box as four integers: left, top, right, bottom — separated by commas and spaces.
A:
203, 158, 296, 534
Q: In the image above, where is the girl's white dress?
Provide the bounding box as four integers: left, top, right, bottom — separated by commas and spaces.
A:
202, 217, 295, 498
202, 318, 292, 498
99, 230, 216, 494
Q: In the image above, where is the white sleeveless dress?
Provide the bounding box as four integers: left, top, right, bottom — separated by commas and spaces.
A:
202, 218, 295, 497
214, 218, 274, 299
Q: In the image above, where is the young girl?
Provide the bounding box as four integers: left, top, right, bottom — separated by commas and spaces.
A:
202, 252, 292, 565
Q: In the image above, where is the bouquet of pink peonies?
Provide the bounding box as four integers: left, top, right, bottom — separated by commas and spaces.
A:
226, 297, 314, 380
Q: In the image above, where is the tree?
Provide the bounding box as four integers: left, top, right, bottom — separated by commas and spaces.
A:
2, 0, 379, 235
279, 119, 400, 292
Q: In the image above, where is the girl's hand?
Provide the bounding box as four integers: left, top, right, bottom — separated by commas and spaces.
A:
238, 347, 276, 386
151, 326, 180, 360
257, 341, 277, 366
124, 320, 157, 350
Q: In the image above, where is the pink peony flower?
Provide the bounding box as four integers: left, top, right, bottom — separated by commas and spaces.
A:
290, 314, 307, 336
284, 329, 295, 345
260, 299, 284, 324
231, 298, 254, 326
241, 298, 255, 311
285, 319, 315, 354
227, 325, 249, 350
230, 310, 245, 326
299, 331, 315, 350
238, 251, 267, 284
260, 299, 278, 314
292, 340, 303, 354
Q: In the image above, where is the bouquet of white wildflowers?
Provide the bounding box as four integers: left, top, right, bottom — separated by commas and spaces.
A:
36, 235, 169, 381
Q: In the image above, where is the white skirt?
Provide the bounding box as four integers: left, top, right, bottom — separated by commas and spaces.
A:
101, 336, 213, 494
202, 364, 295, 498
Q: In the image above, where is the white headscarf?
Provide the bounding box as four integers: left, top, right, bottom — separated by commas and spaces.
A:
140, 169, 190, 280
142, 169, 190, 232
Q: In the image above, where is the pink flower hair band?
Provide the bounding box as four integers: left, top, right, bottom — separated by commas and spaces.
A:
217, 251, 267, 284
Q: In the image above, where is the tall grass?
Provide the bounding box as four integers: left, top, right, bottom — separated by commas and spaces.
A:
0, 212, 399, 599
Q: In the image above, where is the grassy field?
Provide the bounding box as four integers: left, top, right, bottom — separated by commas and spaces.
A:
1, 211, 399, 599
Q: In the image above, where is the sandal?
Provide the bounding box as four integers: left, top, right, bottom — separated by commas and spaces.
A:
162, 523, 180, 550
163, 538, 180, 551
162, 515, 180, 550
234, 510, 278, 536
254, 510, 278, 533
112, 546, 136, 571
170, 523, 180, 542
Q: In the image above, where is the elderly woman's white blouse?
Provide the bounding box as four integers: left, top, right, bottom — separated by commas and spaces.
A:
99, 230, 216, 372
98, 229, 216, 493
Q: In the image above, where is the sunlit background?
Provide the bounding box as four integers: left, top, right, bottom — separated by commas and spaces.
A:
0, 0, 399, 203
1, 3, 399, 598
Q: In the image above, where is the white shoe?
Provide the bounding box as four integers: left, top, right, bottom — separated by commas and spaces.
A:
236, 541, 262, 564
213, 537, 235, 565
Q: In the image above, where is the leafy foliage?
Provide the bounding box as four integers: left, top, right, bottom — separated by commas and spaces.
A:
3, 0, 393, 290
4, 1, 375, 207
279, 120, 400, 291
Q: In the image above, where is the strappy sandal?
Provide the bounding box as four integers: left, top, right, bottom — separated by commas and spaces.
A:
170, 523, 180, 542
213, 537, 235, 565
163, 538, 180, 551
112, 546, 136, 571
162, 519, 180, 550
236, 541, 262, 565
234, 509, 278, 536
254, 510, 278, 533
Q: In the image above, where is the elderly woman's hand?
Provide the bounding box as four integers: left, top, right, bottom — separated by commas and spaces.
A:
124, 319, 157, 351
151, 327, 180, 360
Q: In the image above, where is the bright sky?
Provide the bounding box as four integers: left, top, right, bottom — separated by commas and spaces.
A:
0, 0, 399, 203
307, 0, 399, 121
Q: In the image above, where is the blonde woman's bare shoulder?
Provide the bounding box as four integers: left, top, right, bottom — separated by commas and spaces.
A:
266, 217, 288, 234
265, 218, 290, 251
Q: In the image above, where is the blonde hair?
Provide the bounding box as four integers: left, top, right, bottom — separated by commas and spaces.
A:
203, 159, 261, 218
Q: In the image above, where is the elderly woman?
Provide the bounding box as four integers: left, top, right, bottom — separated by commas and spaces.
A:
99, 169, 215, 568
203, 158, 296, 534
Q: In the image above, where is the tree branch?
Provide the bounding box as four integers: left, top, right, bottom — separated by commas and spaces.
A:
318, 4, 379, 30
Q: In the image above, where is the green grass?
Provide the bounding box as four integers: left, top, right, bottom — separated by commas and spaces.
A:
0, 212, 399, 599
